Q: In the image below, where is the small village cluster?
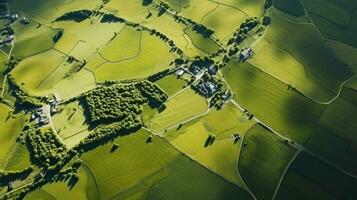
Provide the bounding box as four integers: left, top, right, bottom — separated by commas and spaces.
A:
30, 95, 60, 126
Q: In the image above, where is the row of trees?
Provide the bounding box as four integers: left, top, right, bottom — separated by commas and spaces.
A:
74, 115, 141, 153
227, 17, 259, 45
0, 167, 33, 186
7, 75, 44, 109
54, 9, 93, 22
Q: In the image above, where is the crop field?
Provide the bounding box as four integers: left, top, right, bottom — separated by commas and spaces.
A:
219, 0, 265, 17
276, 152, 357, 200
149, 89, 208, 132
155, 74, 187, 96
273, 0, 305, 17
222, 61, 325, 143
52, 102, 89, 146
24, 167, 97, 200
0, 104, 26, 167
1, 0, 357, 199
168, 102, 256, 187
10, 50, 65, 95
253, 10, 354, 101
239, 124, 297, 200
11, 22, 59, 59
301, 0, 357, 48
91, 31, 175, 82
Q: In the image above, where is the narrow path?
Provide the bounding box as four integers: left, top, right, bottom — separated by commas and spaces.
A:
271, 149, 301, 200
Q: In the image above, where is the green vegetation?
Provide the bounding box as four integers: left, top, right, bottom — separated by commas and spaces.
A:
223, 61, 325, 143
168, 102, 256, 186
276, 152, 357, 199
239, 124, 297, 200
155, 74, 186, 96
273, 0, 305, 17
149, 89, 207, 132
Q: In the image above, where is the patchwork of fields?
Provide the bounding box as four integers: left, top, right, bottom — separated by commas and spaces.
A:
0, 0, 356, 199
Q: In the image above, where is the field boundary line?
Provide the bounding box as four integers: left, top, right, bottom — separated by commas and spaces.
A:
272, 149, 301, 200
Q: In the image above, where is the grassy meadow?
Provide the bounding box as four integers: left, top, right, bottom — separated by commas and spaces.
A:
239, 124, 297, 200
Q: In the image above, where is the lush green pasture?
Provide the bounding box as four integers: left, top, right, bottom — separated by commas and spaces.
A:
99, 26, 141, 62
155, 74, 186, 96
9, 0, 101, 24
105, 0, 202, 57
319, 98, 357, 147
11, 50, 64, 92
179, 0, 218, 22
149, 89, 207, 132
53, 20, 124, 60
220, 0, 265, 17
341, 77, 357, 105
184, 28, 220, 54
202, 4, 248, 40
148, 155, 253, 200
0, 104, 26, 167
223, 61, 325, 143
0, 53, 8, 92
25, 167, 97, 200
306, 125, 357, 175
81, 129, 178, 200
301, 0, 357, 47
92, 31, 174, 82
168, 102, 256, 186
250, 39, 334, 101
48, 69, 97, 100
273, 0, 305, 16
4, 144, 31, 171
12, 22, 58, 59
239, 124, 297, 200
81, 129, 247, 200
276, 152, 357, 199
263, 10, 353, 98
52, 102, 89, 147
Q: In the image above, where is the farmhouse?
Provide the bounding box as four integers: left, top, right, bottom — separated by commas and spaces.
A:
208, 65, 218, 75
0, 35, 14, 45
32, 107, 49, 126
175, 69, 184, 76
239, 48, 253, 61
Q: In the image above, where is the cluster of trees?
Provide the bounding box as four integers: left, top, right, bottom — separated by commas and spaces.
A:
192, 24, 215, 38
54, 9, 93, 22
26, 128, 67, 168
74, 115, 141, 152
265, 0, 273, 9
142, 0, 153, 6
209, 90, 231, 110
7, 75, 44, 109
0, 167, 33, 186
204, 133, 216, 147
100, 13, 126, 23
81, 84, 146, 126
135, 80, 168, 108
81, 81, 167, 126
52, 30, 63, 43
227, 17, 259, 45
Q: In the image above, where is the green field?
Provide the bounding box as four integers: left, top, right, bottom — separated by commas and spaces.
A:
184, 28, 220, 54
276, 152, 357, 199
155, 74, 187, 96
80, 129, 251, 200
91, 31, 175, 82
11, 50, 64, 95
11, 22, 58, 59
0, 104, 26, 167
223, 61, 325, 143
301, 0, 357, 48
149, 89, 208, 132
239, 124, 297, 200
168, 102, 256, 187
273, 0, 305, 17
25, 167, 97, 200
52, 102, 89, 147
252, 10, 354, 101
